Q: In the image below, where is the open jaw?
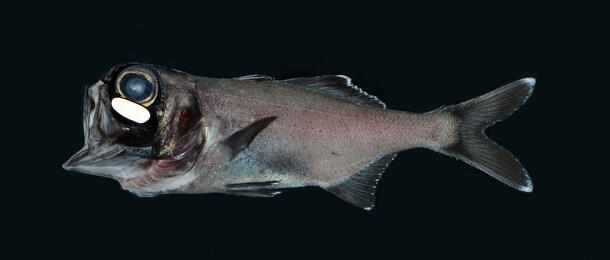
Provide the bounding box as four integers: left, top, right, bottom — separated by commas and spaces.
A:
62, 80, 155, 187
63, 80, 205, 196
63, 142, 197, 195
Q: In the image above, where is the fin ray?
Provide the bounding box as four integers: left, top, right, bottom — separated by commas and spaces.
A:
223, 116, 277, 159
234, 74, 274, 81
441, 78, 535, 192
226, 180, 281, 189
226, 189, 282, 197
326, 153, 397, 210
283, 75, 386, 109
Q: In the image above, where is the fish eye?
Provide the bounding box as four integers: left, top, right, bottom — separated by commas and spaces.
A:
116, 66, 158, 106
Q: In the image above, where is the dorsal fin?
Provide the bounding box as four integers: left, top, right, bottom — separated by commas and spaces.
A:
283, 75, 386, 109
326, 153, 397, 210
234, 74, 274, 81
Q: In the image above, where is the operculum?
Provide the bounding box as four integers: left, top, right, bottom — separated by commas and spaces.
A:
119, 93, 206, 195
159, 93, 206, 160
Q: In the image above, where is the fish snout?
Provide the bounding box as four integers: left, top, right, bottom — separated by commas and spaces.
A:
63, 142, 140, 179
63, 145, 90, 171
63, 81, 139, 178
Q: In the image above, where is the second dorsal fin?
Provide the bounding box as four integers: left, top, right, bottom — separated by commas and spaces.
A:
283, 75, 386, 109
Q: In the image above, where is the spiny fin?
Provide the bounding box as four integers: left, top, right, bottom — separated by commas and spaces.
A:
223, 116, 277, 159
226, 189, 282, 197
326, 153, 397, 210
234, 74, 274, 81
283, 75, 386, 109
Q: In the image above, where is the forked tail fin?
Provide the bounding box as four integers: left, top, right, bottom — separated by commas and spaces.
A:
441, 78, 535, 192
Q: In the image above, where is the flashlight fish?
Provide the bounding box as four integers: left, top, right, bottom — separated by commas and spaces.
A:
64, 63, 534, 210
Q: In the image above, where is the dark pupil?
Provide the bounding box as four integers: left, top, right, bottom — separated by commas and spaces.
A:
120, 74, 152, 102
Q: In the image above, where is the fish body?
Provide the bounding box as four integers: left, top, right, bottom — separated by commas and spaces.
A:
64, 63, 534, 210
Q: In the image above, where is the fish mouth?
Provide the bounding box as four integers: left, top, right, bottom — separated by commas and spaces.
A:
62, 143, 141, 179
63, 73, 205, 194
63, 144, 123, 168
63, 80, 142, 180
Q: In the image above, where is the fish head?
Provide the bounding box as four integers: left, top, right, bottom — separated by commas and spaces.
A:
63, 63, 206, 195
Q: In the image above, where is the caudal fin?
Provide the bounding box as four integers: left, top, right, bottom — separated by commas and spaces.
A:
442, 78, 535, 192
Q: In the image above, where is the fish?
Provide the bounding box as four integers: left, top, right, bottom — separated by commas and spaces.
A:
63, 62, 535, 210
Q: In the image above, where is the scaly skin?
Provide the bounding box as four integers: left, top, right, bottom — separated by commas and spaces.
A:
64, 63, 461, 200
65, 64, 534, 208
181, 76, 457, 193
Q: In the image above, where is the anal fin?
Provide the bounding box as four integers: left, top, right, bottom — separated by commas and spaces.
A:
326, 153, 397, 210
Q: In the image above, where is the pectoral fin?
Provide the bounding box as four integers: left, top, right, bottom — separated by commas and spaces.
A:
223, 116, 277, 159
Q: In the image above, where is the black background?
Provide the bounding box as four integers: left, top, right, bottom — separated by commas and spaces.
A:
5, 2, 606, 258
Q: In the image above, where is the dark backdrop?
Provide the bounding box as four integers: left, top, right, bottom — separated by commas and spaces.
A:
6, 2, 605, 258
